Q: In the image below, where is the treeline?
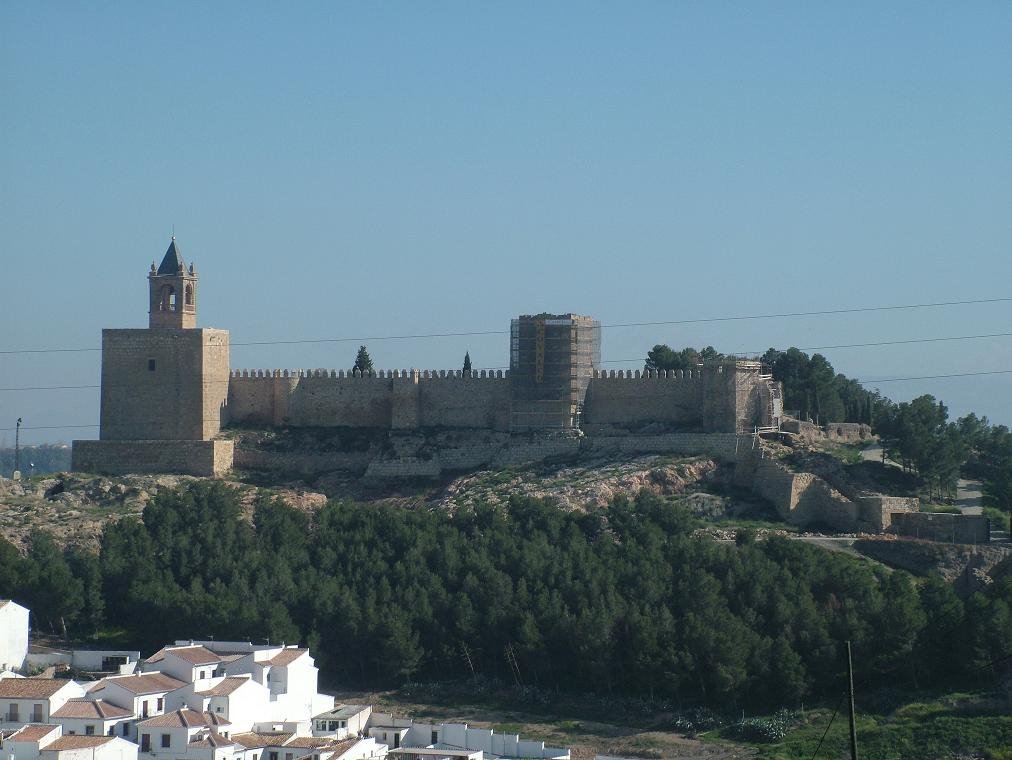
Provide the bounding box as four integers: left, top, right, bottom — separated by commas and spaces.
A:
2, 483, 1009, 709
0, 445, 72, 476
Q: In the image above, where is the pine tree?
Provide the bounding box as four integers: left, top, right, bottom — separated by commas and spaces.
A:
462, 352, 472, 374
353, 345, 374, 375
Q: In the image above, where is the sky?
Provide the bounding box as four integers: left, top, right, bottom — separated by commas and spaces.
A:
1, 2, 1011, 445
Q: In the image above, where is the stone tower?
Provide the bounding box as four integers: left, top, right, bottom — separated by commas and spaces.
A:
509, 314, 601, 431
148, 237, 197, 328
71, 238, 233, 476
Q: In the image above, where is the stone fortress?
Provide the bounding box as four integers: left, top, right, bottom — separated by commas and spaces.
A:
72, 238, 785, 480
70, 239, 996, 541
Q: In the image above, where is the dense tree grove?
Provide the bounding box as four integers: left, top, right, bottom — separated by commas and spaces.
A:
644, 345, 723, 373
2, 483, 1009, 709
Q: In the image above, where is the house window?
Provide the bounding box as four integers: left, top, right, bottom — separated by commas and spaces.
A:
161, 733, 171, 748
269, 752, 278, 760
339, 721, 347, 729
7, 704, 18, 721
141, 734, 151, 752
148, 358, 156, 372
156, 698, 164, 711
286, 753, 294, 760
141, 700, 149, 718
86, 726, 96, 736
215, 706, 223, 713
123, 723, 130, 736
108, 727, 115, 736
328, 721, 337, 731
32, 704, 44, 722
431, 731, 438, 745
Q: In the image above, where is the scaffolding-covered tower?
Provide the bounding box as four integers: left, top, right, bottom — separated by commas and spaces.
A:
509, 314, 601, 431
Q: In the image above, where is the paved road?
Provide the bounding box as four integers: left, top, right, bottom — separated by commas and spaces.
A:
956, 479, 984, 515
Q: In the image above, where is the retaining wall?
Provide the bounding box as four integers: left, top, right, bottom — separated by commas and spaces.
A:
72, 439, 234, 476
891, 512, 991, 544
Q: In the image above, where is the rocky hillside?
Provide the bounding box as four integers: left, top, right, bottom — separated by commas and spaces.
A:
0, 455, 761, 551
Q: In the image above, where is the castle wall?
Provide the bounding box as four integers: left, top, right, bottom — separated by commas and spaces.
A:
417, 374, 510, 430
99, 328, 229, 441
227, 370, 511, 431
582, 370, 706, 431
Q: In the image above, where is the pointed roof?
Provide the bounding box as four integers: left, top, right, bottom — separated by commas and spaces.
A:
156, 237, 186, 275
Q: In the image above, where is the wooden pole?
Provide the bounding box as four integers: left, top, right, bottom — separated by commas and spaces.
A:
846, 640, 859, 760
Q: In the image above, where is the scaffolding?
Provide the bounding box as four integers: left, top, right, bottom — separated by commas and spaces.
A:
509, 314, 601, 432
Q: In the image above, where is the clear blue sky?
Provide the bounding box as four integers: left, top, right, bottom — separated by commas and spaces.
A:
2, 2, 1010, 445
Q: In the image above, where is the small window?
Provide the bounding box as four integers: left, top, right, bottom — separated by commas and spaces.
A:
162, 733, 171, 748
431, 731, 438, 745
108, 727, 115, 736
215, 706, 223, 713
148, 358, 156, 372
156, 698, 164, 710
269, 752, 278, 760
86, 726, 95, 736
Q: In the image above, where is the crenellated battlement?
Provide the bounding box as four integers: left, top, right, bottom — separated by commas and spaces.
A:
591, 368, 701, 380
230, 368, 510, 380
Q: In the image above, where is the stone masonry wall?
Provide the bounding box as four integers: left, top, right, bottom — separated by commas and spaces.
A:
72, 440, 234, 476
227, 370, 511, 431
101, 328, 229, 441
582, 370, 705, 431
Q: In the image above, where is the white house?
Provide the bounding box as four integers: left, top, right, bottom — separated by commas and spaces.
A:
51, 698, 134, 737
40, 734, 139, 760
1, 724, 137, 760
0, 601, 30, 672
312, 706, 371, 739
167, 676, 271, 733
1, 723, 63, 760
0, 678, 84, 730
91, 673, 187, 725
135, 708, 232, 757
143, 647, 223, 684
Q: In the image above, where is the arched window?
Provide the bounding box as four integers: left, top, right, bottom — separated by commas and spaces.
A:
159, 284, 176, 311
184, 283, 193, 306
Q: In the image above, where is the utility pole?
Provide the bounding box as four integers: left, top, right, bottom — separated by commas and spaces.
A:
846, 640, 859, 760
14, 417, 22, 478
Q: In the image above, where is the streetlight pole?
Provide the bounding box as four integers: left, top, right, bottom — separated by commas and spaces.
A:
14, 417, 22, 477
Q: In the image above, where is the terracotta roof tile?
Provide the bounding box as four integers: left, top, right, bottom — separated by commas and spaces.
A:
320, 738, 360, 758
44, 736, 116, 751
196, 676, 249, 696
265, 648, 307, 666
231, 732, 295, 749
104, 672, 185, 695
0, 678, 76, 699
51, 699, 132, 720
189, 733, 234, 748
8, 724, 61, 742
136, 709, 230, 728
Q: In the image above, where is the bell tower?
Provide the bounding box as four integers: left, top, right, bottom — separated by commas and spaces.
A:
149, 237, 197, 328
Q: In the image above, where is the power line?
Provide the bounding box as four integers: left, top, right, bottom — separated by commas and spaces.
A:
856, 369, 1012, 384
1, 296, 1009, 356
